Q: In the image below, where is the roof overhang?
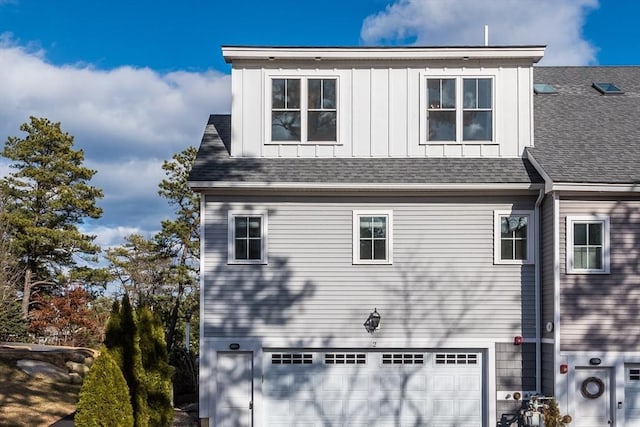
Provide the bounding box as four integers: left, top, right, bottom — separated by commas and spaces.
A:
189, 181, 543, 194
222, 45, 546, 64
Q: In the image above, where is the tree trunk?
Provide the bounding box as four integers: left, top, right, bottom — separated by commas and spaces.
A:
21, 267, 32, 319
165, 282, 184, 354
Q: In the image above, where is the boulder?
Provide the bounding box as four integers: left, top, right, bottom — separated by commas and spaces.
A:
65, 360, 90, 377
69, 372, 84, 385
17, 359, 69, 382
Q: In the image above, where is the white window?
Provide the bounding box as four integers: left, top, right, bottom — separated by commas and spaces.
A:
566, 215, 610, 274
271, 77, 337, 143
353, 210, 393, 264
228, 211, 267, 264
494, 210, 534, 264
424, 76, 494, 143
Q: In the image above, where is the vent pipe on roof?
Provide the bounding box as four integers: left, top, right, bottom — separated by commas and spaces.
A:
484, 25, 489, 46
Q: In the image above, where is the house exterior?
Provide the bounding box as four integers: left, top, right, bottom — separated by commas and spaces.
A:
189, 45, 549, 427
527, 67, 640, 426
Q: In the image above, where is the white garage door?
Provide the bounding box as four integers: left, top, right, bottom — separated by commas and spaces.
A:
263, 350, 483, 427
625, 366, 640, 425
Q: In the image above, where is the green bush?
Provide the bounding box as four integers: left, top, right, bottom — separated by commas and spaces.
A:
75, 349, 134, 427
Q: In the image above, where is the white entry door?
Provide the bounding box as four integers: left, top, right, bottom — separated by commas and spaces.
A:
574, 367, 612, 426
216, 352, 253, 427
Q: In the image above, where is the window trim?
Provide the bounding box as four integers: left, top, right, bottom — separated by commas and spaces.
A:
227, 211, 268, 265
566, 215, 610, 274
265, 72, 340, 145
352, 210, 393, 265
421, 74, 496, 144
494, 210, 535, 265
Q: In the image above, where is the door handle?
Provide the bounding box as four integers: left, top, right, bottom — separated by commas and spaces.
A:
249, 401, 253, 410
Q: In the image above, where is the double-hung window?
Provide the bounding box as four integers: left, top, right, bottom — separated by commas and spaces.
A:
494, 210, 534, 264
353, 210, 393, 264
228, 212, 267, 264
271, 77, 337, 143
426, 77, 493, 143
566, 216, 610, 274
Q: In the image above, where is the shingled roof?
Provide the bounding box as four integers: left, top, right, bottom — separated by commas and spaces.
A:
528, 66, 640, 184
189, 115, 542, 189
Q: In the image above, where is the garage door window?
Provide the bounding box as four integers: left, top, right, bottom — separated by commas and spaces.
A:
435, 353, 478, 365
382, 353, 424, 365
271, 353, 313, 364
324, 353, 366, 364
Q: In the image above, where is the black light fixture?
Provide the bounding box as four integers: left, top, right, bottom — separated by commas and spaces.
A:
364, 308, 381, 333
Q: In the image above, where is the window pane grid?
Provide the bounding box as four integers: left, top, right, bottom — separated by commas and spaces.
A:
573, 221, 603, 270
462, 78, 492, 141
359, 215, 387, 261
234, 216, 262, 261
427, 78, 456, 141
500, 215, 528, 261
308, 79, 337, 141
272, 79, 301, 141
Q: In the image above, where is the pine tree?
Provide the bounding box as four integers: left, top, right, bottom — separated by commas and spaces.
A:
138, 306, 174, 426
1, 117, 103, 318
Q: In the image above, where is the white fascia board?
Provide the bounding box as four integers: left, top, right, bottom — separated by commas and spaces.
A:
222, 46, 546, 63
190, 181, 543, 192
550, 183, 640, 193
525, 151, 554, 194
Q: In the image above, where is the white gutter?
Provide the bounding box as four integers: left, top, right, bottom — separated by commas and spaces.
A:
189, 181, 544, 192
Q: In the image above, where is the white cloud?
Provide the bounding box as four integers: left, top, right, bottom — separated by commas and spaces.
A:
0, 34, 231, 245
361, 0, 600, 65
84, 225, 147, 249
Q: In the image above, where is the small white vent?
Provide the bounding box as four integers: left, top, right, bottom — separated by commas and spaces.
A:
630, 369, 640, 381
435, 353, 478, 365
382, 353, 424, 365
271, 353, 313, 365
324, 353, 366, 365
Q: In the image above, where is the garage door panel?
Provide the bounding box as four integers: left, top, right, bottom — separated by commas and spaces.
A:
263, 350, 483, 427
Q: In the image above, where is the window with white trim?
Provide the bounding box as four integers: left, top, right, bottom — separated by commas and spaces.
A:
271, 77, 337, 143
566, 216, 610, 274
228, 212, 267, 264
353, 210, 393, 264
494, 210, 534, 264
425, 76, 494, 143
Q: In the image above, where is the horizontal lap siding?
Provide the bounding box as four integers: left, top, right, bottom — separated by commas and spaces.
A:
560, 199, 640, 351
203, 195, 536, 340
541, 195, 555, 340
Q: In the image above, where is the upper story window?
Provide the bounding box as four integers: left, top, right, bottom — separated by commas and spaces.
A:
353, 210, 393, 265
566, 215, 610, 274
494, 210, 534, 265
271, 77, 337, 143
228, 211, 268, 264
425, 77, 494, 143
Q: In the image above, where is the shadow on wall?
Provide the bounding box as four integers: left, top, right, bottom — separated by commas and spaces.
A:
562, 198, 640, 351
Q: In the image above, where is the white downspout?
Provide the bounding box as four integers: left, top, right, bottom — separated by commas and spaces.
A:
534, 187, 544, 394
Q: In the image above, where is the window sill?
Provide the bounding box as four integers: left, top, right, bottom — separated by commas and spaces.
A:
420, 141, 497, 145
566, 269, 610, 275
228, 260, 268, 265
266, 141, 342, 146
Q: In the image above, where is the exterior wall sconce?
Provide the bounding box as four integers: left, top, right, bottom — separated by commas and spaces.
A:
364, 308, 381, 333
589, 358, 602, 366
513, 336, 523, 345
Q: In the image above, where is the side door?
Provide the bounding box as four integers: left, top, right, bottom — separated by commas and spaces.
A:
216, 352, 253, 427
573, 367, 613, 426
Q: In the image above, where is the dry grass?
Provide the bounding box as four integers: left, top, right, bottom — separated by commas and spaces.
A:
0, 358, 80, 426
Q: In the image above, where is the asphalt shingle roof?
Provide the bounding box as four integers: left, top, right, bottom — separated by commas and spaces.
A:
189, 115, 542, 187
529, 66, 640, 184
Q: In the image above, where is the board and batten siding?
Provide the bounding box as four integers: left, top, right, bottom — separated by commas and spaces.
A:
559, 198, 640, 351
202, 194, 536, 341
230, 62, 534, 159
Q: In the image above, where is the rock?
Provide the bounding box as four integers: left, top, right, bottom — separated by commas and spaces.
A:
69, 372, 84, 385
83, 356, 95, 367
17, 359, 69, 382
65, 361, 90, 377
65, 352, 86, 364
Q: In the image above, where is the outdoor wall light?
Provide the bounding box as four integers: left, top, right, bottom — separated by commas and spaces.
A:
364, 308, 381, 334
229, 343, 240, 350
589, 358, 602, 366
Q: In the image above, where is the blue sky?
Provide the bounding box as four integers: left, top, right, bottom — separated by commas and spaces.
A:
0, 0, 638, 248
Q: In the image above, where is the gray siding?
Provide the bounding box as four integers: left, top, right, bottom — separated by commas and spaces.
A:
559, 198, 640, 351
203, 194, 537, 340
541, 342, 555, 396
495, 342, 536, 422
541, 195, 555, 340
